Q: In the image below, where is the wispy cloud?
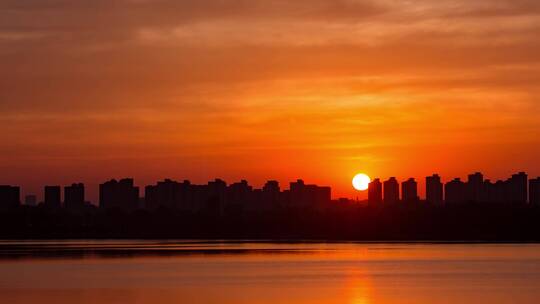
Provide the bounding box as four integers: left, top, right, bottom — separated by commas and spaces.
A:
1, 0, 540, 197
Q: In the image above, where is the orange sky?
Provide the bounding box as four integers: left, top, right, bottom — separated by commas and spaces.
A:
1, 0, 540, 201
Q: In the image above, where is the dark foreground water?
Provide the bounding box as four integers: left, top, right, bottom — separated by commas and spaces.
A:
1, 241, 540, 304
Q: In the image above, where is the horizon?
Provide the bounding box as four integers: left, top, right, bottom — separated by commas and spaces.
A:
3, 2, 540, 302
4, 170, 540, 203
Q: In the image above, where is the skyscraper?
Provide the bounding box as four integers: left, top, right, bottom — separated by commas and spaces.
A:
64, 183, 85, 209
467, 172, 484, 202
529, 178, 540, 205
145, 179, 180, 210
482, 179, 495, 203
368, 178, 382, 205
99, 178, 139, 211
508, 172, 527, 204
262, 180, 280, 209
426, 174, 443, 205
383, 177, 399, 204
44, 186, 61, 208
290, 179, 306, 207
445, 178, 466, 204
289, 179, 331, 208
0, 185, 20, 209
401, 178, 418, 203
227, 180, 253, 208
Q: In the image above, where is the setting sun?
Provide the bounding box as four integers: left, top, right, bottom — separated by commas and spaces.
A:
352, 173, 371, 191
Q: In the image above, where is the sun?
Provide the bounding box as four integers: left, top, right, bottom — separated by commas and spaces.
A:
352, 173, 371, 191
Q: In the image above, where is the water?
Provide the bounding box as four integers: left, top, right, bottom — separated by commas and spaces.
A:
1, 241, 540, 304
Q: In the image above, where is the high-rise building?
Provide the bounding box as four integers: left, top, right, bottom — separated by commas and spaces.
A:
314, 186, 331, 206
467, 172, 484, 202
482, 179, 495, 203
529, 178, 540, 205
145, 179, 180, 210
445, 178, 466, 204
99, 178, 139, 211
401, 178, 418, 202
290, 179, 306, 206
227, 180, 253, 208
289, 179, 331, 209
383, 177, 399, 204
492, 180, 507, 204
44, 186, 61, 208
262, 180, 280, 209
426, 174, 443, 205
0, 185, 20, 209
368, 178, 382, 205
263, 180, 280, 193
25, 195, 37, 206
207, 178, 227, 212
64, 183, 85, 209
508, 172, 527, 204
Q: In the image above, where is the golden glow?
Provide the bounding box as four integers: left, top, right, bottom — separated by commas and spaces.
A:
352, 174, 371, 191
2, 1, 540, 201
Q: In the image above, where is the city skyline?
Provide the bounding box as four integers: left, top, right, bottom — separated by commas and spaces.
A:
3, 170, 540, 242
2, 1, 540, 303
3, 170, 540, 207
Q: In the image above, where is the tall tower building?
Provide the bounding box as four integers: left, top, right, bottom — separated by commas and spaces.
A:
64, 183, 85, 209
383, 177, 399, 204
467, 172, 484, 202
529, 178, 540, 205
99, 178, 139, 211
0, 185, 20, 209
508, 172, 528, 204
445, 178, 466, 204
402, 178, 418, 203
44, 186, 61, 208
368, 178, 382, 205
426, 174, 443, 205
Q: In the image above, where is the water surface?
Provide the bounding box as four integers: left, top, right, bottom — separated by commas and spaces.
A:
1, 241, 539, 304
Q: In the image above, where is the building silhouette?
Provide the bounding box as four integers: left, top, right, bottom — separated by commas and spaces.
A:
401, 178, 418, 203
492, 180, 507, 204
383, 177, 399, 204
206, 178, 227, 213
0, 185, 20, 209
530, 177, 540, 205
6, 174, 540, 241
368, 178, 382, 205
441, 172, 528, 205
262, 180, 281, 209
145, 179, 180, 210
100, 178, 139, 211
289, 179, 331, 209
445, 178, 466, 204
3, 172, 540, 213
508, 172, 527, 204
227, 180, 252, 212
467, 172, 483, 202
64, 183, 85, 209
426, 174, 443, 205
44, 186, 61, 208
290, 179, 307, 207
143, 178, 330, 213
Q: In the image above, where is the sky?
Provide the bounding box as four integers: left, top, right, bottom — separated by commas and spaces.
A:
1, 0, 540, 201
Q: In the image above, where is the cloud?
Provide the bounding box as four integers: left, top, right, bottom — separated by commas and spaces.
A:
2, 0, 540, 197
